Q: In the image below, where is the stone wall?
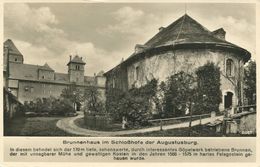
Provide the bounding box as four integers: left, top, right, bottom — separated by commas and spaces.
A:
237, 112, 256, 135
18, 81, 68, 103
105, 64, 128, 91
38, 70, 55, 81
9, 53, 23, 64
16, 80, 106, 106
68, 63, 85, 83
126, 48, 245, 111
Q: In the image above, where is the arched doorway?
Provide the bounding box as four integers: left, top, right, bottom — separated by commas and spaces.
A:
75, 102, 81, 111
224, 92, 233, 109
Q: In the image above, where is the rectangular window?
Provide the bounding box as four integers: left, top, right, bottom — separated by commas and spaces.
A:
226, 59, 234, 77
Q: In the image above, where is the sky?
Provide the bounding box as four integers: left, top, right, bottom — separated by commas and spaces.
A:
4, 3, 256, 76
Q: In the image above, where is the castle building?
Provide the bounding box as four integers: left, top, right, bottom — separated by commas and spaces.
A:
104, 14, 251, 112
3, 39, 106, 109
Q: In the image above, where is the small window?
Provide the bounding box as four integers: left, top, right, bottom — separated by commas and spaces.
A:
24, 87, 29, 91
15, 58, 18, 62
226, 59, 234, 76
42, 75, 45, 79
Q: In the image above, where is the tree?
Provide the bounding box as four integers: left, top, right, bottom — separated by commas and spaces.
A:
244, 60, 256, 104
105, 87, 126, 121
60, 84, 82, 110
152, 81, 166, 118
164, 71, 196, 117
196, 62, 222, 113
84, 86, 105, 113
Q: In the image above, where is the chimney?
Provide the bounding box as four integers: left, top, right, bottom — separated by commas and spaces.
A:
159, 27, 165, 32
212, 28, 226, 40
69, 55, 72, 61
81, 57, 82, 60
135, 44, 147, 53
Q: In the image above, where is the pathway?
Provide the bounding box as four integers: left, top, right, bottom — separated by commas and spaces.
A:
56, 112, 223, 137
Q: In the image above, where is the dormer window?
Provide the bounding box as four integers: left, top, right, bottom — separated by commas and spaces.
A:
226, 59, 234, 77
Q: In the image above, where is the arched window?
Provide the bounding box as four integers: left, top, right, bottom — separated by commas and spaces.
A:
226, 59, 234, 76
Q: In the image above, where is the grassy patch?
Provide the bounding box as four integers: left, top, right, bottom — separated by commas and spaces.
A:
74, 117, 123, 131
4, 116, 76, 136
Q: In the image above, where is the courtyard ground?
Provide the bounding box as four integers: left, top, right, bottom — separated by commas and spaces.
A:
56, 113, 224, 136
5, 114, 254, 137
4, 116, 76, 136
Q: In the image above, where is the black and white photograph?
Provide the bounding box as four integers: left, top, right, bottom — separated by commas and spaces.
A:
3, 3, 256, 137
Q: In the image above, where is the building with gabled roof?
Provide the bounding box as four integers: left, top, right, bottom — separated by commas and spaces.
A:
105, 14, 251, 112
3, 39, 105, 107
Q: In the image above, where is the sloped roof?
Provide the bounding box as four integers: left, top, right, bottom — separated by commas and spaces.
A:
9, 62, 95, 85
9, 63, 39, 81
97, 70, 105, 76
144, 14, 239, 48
106, 14, 251, 75
38, 63, 54, 71
4, 39, 23, 56
67, 55, 86, 65
106, 14, 252, 76
54, 73, 70, 83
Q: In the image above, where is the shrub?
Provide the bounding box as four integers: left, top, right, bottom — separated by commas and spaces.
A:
163, 71, 196, 117
106, 79, 158, 127
24, 97, 75, 116
195, 62, 222, 114
244, 60, 256, 105
84, 112, 112, 130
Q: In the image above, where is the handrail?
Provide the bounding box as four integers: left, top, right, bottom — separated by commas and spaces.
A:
235, 104, 256, 108
148, 113, 210, 122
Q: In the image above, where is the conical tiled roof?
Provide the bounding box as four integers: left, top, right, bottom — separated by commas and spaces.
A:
144, 14, 238, 48
67, 55, 86, 65
4, 39, 23, 55
126, 14, 250, 64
